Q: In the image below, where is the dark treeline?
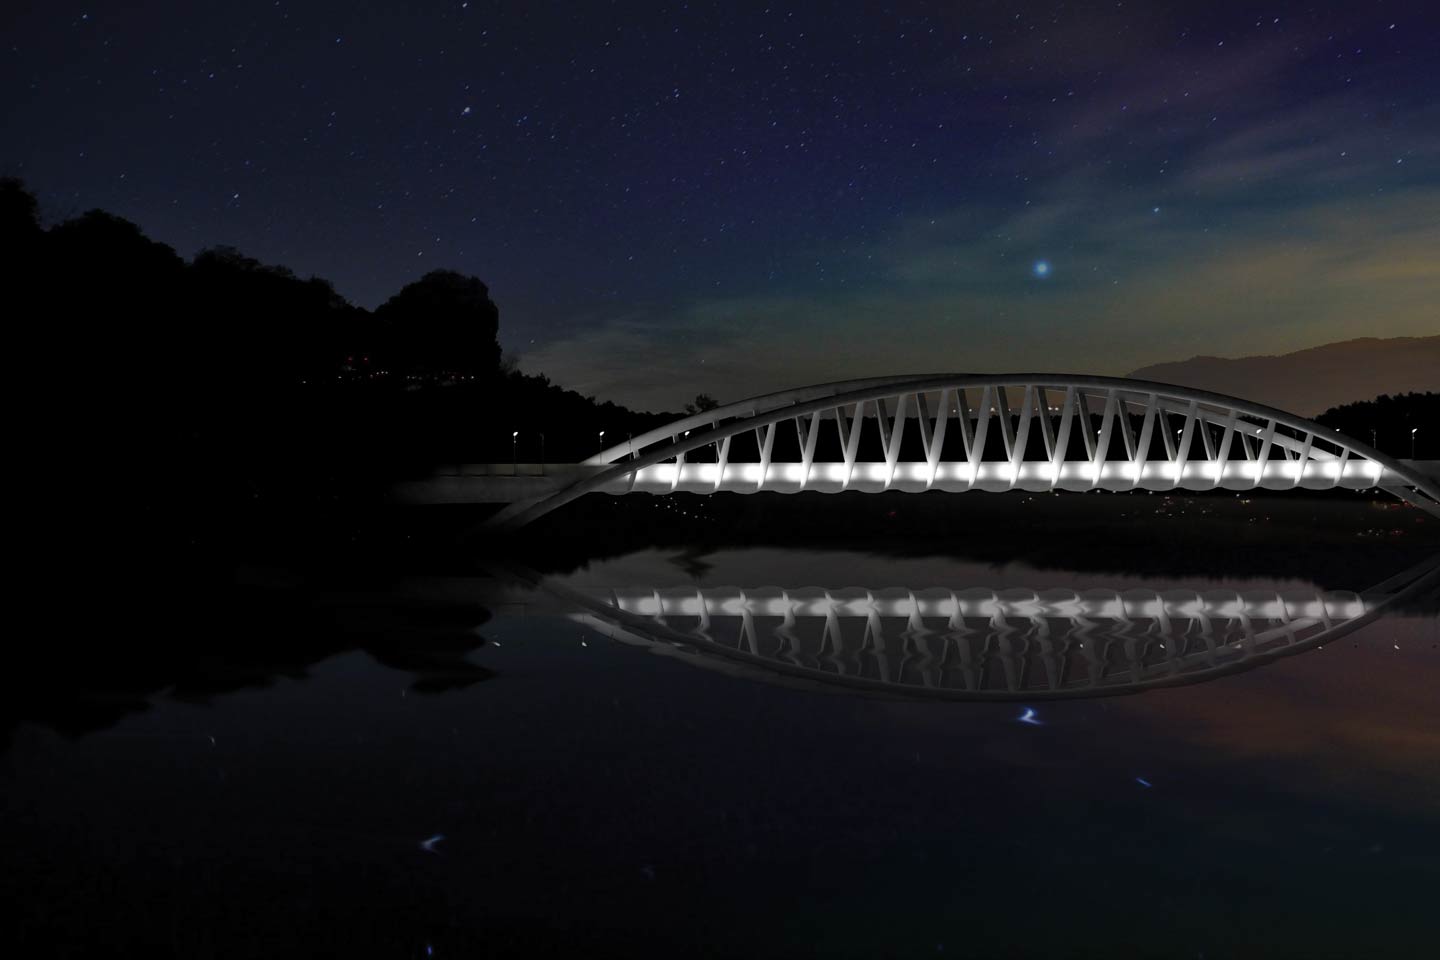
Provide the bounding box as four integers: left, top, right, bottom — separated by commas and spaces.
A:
3, 178, 680, 527
1316, 392, 1438, 459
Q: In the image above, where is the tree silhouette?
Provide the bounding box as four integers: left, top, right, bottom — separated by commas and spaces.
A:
190, 245, 361, 390
1317, 392, 1437, 459
684, 393, 719, 414
0, 177, 678, 526
374, 270, 501, 379
0, 177, 40, 239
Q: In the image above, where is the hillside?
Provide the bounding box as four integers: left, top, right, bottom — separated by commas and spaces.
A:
1128, 336, 1440, 416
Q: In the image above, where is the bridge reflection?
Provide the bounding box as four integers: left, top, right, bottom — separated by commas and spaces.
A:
505, 553, 1439, 700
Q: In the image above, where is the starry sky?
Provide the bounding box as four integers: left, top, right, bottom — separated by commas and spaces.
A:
4, 1, 1438, 410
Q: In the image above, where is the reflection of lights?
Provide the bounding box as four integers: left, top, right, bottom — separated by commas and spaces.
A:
419, 834, 445, 853
1135, 777, 1154, 788
558, 559, 1430, 702
1017, 707, 1041, 725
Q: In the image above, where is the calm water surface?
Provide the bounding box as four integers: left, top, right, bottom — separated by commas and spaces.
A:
4, 497, 1438, 958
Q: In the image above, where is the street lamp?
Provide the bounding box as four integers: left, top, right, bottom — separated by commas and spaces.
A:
598, 429, 606, 453
1413, 427, 1419, 460
512, 430, 518, 474
1371, 427, 1377, 449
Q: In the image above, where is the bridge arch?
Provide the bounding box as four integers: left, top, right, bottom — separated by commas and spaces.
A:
487, 374, 1439, 529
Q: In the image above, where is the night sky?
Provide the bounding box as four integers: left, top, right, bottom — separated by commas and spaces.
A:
5, 1, 1437, 410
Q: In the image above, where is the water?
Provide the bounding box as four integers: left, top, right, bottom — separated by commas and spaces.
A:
3, 495, 1438, 957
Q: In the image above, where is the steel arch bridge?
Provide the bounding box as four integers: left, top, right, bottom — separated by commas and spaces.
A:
485, 374, 1440, 529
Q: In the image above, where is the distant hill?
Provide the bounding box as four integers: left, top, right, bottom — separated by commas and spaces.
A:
1128, 336, 1440, 416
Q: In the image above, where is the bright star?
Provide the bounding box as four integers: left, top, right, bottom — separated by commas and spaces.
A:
1032, 260, 1050, 278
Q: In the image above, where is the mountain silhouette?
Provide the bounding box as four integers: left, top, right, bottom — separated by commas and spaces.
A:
1129, 336, 1439, 417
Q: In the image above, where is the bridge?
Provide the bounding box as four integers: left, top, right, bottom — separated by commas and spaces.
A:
494, 553, 1439, 700
390, 375, 1440, 528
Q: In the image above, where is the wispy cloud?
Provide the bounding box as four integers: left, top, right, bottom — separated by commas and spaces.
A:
519, 181, 1440, 412
516, 19, 1440, 413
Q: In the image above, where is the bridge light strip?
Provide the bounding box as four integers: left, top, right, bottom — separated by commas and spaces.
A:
612, 456, 1398, 495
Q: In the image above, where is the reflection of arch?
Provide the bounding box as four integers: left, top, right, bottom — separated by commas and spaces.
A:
512, 555, 1438, 701
487, 375, 1440, 529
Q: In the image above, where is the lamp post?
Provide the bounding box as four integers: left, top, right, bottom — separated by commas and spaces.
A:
1371, 427, 1377, 449
539, 432, 546, 476
1413, 427, 1419, 460
512, 430, 518, 475
598, 430, 605, 454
